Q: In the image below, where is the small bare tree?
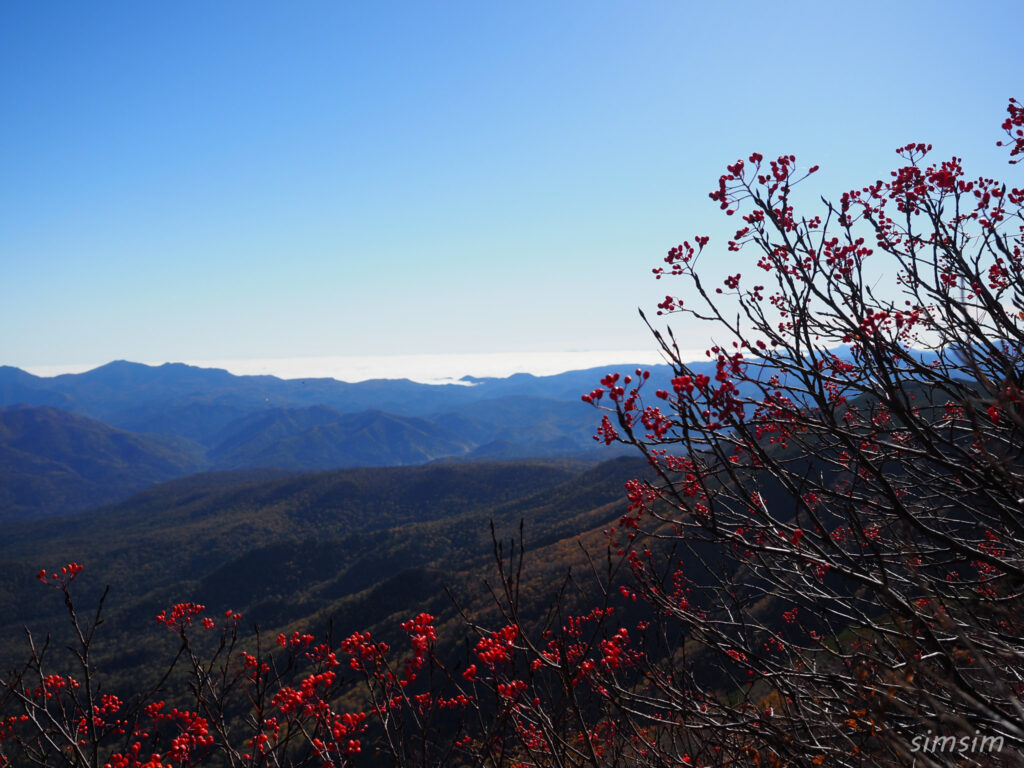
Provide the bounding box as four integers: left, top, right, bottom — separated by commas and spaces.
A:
574, 98, 1024, 766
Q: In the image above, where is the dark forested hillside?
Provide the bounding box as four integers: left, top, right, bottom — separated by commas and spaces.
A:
0, 456, 650, 687
0, 405, 206, 521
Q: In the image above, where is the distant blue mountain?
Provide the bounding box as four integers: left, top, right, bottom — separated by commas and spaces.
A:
0, 361, 678, 519
0, 405, 206, 520
0, 349, 951, 520
0, 360, 679, 443
13, 353, 891, 520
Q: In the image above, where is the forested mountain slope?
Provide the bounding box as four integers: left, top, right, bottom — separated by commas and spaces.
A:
0, 405, 206, 521
0, 457, 650, 685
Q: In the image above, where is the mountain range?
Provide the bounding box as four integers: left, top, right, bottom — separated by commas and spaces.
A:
0, 360, 668, 519
2, 349, 929, 520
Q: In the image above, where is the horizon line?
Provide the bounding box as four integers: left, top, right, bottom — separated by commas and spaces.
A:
16, 349, 699, 385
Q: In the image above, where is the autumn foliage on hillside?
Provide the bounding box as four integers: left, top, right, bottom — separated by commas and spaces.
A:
3, 101, 1024, 767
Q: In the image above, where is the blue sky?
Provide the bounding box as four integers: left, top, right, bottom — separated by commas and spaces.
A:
2, 1, 1021, 380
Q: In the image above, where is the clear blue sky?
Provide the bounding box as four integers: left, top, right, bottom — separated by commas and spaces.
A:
2, 1, 1021, 376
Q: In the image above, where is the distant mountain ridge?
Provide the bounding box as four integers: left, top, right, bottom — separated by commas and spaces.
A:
0, 360, 675, 431
5, 353, 936, 520
0, 360, 671, 454
207, 407, 477, 470
0, 405, 206, 520
0, 361, 668, 519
